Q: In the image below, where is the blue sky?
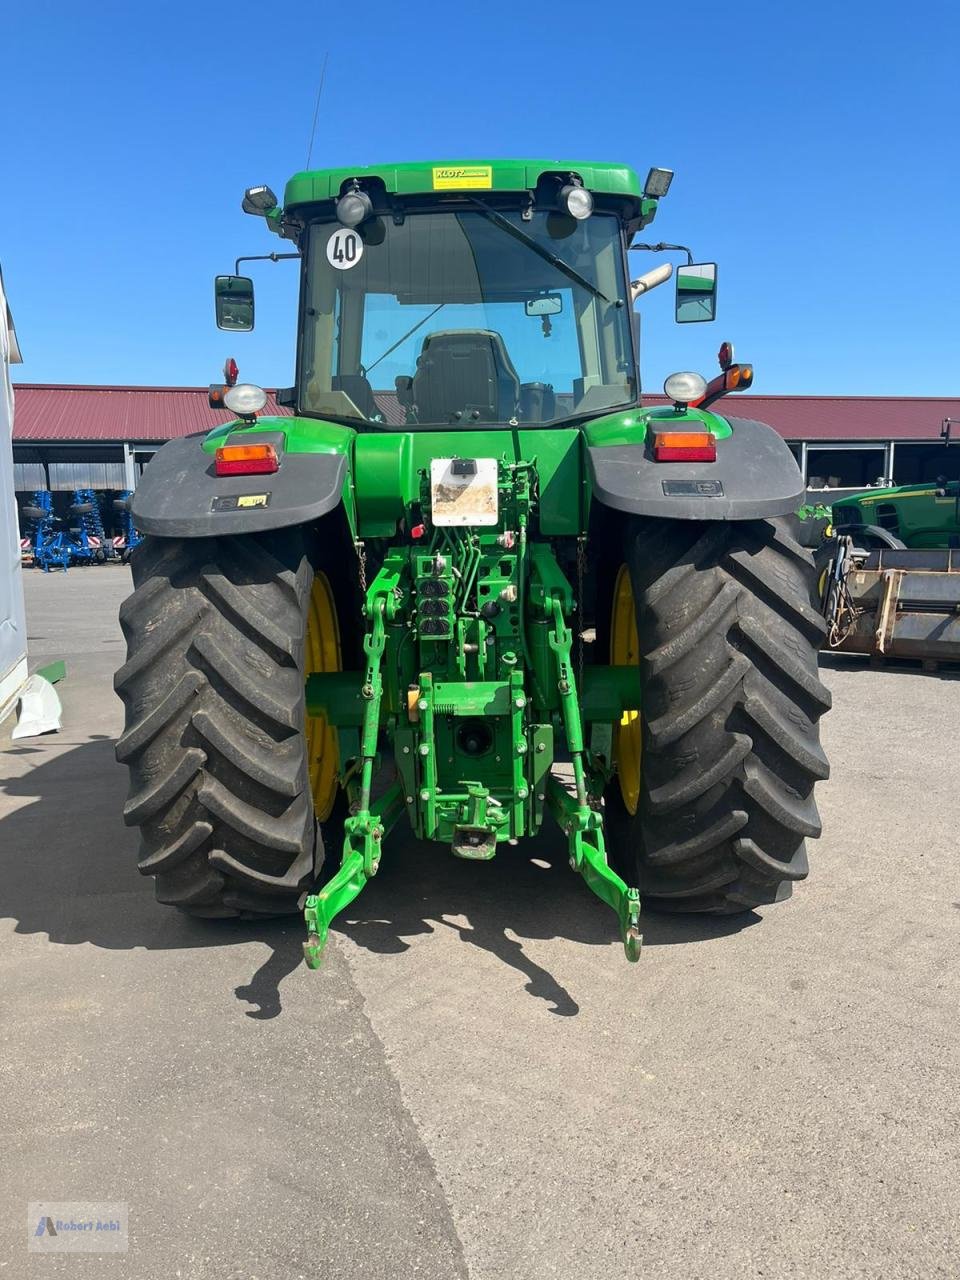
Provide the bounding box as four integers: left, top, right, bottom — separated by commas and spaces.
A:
3, 0, 957, 396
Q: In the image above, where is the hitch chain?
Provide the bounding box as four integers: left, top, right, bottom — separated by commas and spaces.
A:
354, 538, 368, 596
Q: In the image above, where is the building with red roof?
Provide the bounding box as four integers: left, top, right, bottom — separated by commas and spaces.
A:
10, 383, 960, 496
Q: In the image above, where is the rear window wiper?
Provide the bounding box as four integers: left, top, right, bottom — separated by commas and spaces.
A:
467, 197, 612, 305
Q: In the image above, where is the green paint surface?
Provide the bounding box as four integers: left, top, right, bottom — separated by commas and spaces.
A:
200, 414, 355, 455
353, 427, 582, 536
582, 404, 733, 447
283, 159, 644, 209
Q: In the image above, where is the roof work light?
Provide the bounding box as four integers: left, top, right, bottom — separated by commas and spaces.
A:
643, 168, 674, 198
242, 185, 279, 216
559, 179, 594, 220
336, 184, 373, 227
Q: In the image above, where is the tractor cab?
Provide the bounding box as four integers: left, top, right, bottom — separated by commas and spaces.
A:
215, 161, 719, 429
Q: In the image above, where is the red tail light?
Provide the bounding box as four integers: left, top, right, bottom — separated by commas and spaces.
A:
214, 443, 279, 476
653, 431, 717, 463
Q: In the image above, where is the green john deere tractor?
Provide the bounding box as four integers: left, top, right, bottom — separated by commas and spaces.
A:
817, 456, 960, 664
831, 476, 960, 550
115, 159, 831, 967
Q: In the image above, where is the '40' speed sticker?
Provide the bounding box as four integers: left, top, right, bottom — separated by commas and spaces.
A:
326, 227, 363, 270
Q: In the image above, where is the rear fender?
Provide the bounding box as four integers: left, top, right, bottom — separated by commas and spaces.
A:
587, 414, 803, 521
131, 424, 353, 538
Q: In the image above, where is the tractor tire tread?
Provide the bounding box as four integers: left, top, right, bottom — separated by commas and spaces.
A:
190, 708, 304, 796
115, 671, 204, 762
122, 747, 206, 826
606, 516, 829, 914
137, 820, 213, 874
115, 530, 324, 918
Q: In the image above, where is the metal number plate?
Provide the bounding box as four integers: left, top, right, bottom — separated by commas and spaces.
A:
661, 480, 724, 497
210, 493, 272, 511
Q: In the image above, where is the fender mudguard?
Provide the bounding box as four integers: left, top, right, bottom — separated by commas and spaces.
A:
837, 523, 908, 550
587, 416, 804, 521
131, 432, 348, 538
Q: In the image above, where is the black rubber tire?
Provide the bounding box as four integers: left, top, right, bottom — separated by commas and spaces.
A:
604, 517, 831, 913
115, 528, 341, 918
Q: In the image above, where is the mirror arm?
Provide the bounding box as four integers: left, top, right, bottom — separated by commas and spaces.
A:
233, 251, 300, 276
691, 373, 727, 409
692, 364, 753, 410
630, 241, 694, 266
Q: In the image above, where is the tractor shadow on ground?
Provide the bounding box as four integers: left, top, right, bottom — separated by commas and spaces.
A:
0, 736, 304, 1020
335, 823, 759, 1017
0, 737, 759, 1022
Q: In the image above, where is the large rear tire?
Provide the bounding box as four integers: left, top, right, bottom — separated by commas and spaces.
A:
604, 517, 831, 913
115, 528, 350, 917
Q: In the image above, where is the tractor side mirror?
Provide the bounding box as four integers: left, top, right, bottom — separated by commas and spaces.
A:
675, 263, 717, 323
214, 275, 255, 331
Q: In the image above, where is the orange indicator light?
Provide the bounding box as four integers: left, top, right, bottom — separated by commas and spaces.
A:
653, 431, 717, 463
214, 443, 279, 476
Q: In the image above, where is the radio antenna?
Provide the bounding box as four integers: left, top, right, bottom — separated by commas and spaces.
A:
305, 51, 329, 170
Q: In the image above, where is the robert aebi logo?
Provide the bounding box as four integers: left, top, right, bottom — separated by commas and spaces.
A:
35, 1214, 120, 1234
29, 1202, 128, 1252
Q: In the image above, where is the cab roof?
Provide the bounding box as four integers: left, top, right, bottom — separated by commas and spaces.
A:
283, 159, 643, 209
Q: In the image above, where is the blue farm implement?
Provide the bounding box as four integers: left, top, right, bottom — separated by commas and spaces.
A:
69, 488, 113, 560
63, 490, 110, 564
19, 490, 119, 571
112, 492, 143, 562
20, 492, 71, 572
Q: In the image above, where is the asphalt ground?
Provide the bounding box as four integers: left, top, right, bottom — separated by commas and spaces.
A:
1, 566, 958, 1279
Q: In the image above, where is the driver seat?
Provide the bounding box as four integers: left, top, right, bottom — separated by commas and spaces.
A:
411, 329, 520, 424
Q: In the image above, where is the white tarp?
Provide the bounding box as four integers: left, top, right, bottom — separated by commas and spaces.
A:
0, 263, 27, 725
10, 673, 62, 738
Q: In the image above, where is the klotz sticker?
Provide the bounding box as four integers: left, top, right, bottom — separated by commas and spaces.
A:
432, 165, 493, 190
326, 228, 363, 270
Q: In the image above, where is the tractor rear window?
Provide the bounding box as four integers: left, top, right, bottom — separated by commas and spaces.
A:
299, 209, 636, 428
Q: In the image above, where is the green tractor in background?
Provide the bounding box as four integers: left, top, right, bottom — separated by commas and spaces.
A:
114, 160, 831, 967
831, 475, 960, 551
817, 421, 960, 666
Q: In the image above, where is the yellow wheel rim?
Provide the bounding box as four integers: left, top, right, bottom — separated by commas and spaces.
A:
610, 564, 642, 816
305, 572, 341, 822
